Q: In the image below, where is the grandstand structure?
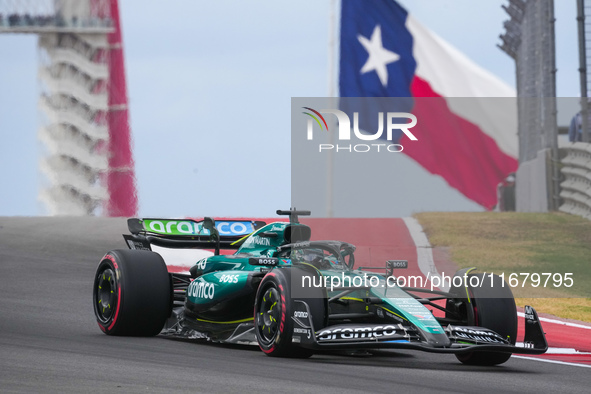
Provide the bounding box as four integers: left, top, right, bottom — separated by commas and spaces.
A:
0, 0, 137, 216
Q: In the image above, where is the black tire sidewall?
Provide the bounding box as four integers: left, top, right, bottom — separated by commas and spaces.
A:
93, 257, 120, 332
254, 270, 292, 355
93, 249, 171, 336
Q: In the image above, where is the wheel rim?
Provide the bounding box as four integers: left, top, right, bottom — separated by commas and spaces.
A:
95, 267, 117, 323
257, 286, 281, 345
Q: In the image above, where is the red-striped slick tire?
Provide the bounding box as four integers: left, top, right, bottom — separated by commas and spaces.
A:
254, 267, 326, 358
93, 249, 171, 336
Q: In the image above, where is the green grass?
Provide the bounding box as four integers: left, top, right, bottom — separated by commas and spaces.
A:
414, 212, 591, 321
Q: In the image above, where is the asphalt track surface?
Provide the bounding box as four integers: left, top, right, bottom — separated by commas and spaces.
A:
0, 217, 588, 394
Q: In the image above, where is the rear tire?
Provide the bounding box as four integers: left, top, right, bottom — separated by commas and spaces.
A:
254, 267, 327, 358
453, 273, 517, 366
93, 249, 171, 336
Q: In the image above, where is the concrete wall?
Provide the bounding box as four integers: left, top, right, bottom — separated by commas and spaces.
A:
516, 149, 551, 212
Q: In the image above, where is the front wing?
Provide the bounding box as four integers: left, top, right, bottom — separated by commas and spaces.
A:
291, 302, 548, 355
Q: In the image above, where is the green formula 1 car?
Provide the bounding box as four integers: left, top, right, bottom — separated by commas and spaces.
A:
93, 209, 547, 365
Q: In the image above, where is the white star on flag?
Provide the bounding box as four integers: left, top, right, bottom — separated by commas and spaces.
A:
357, 25, 400, 87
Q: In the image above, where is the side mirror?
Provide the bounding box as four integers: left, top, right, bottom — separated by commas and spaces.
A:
386, 260, 408, 277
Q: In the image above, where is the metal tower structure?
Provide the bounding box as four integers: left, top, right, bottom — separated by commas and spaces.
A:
577, 0, 591, 142
0, 0, 137, 216
499, 0, 560, 211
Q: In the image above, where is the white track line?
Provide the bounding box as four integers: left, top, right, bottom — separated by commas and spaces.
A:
515, 344, 591, 355
543, 348, 591, 355
517, 312, 591, 330
512, 355, 591, 369
402, 217, 449, 292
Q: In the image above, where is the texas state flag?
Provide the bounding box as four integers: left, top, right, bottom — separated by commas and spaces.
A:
339, 0, 518, 209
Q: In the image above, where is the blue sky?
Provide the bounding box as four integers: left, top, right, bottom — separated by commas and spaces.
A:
0, 0, 580, 217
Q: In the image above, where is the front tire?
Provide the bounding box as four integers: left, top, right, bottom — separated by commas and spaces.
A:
254, 267, 326, 358
93, 249, 171, 336
453, 273, 517, 366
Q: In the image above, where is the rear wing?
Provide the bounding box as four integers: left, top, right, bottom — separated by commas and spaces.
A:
123, 218, 266, 254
